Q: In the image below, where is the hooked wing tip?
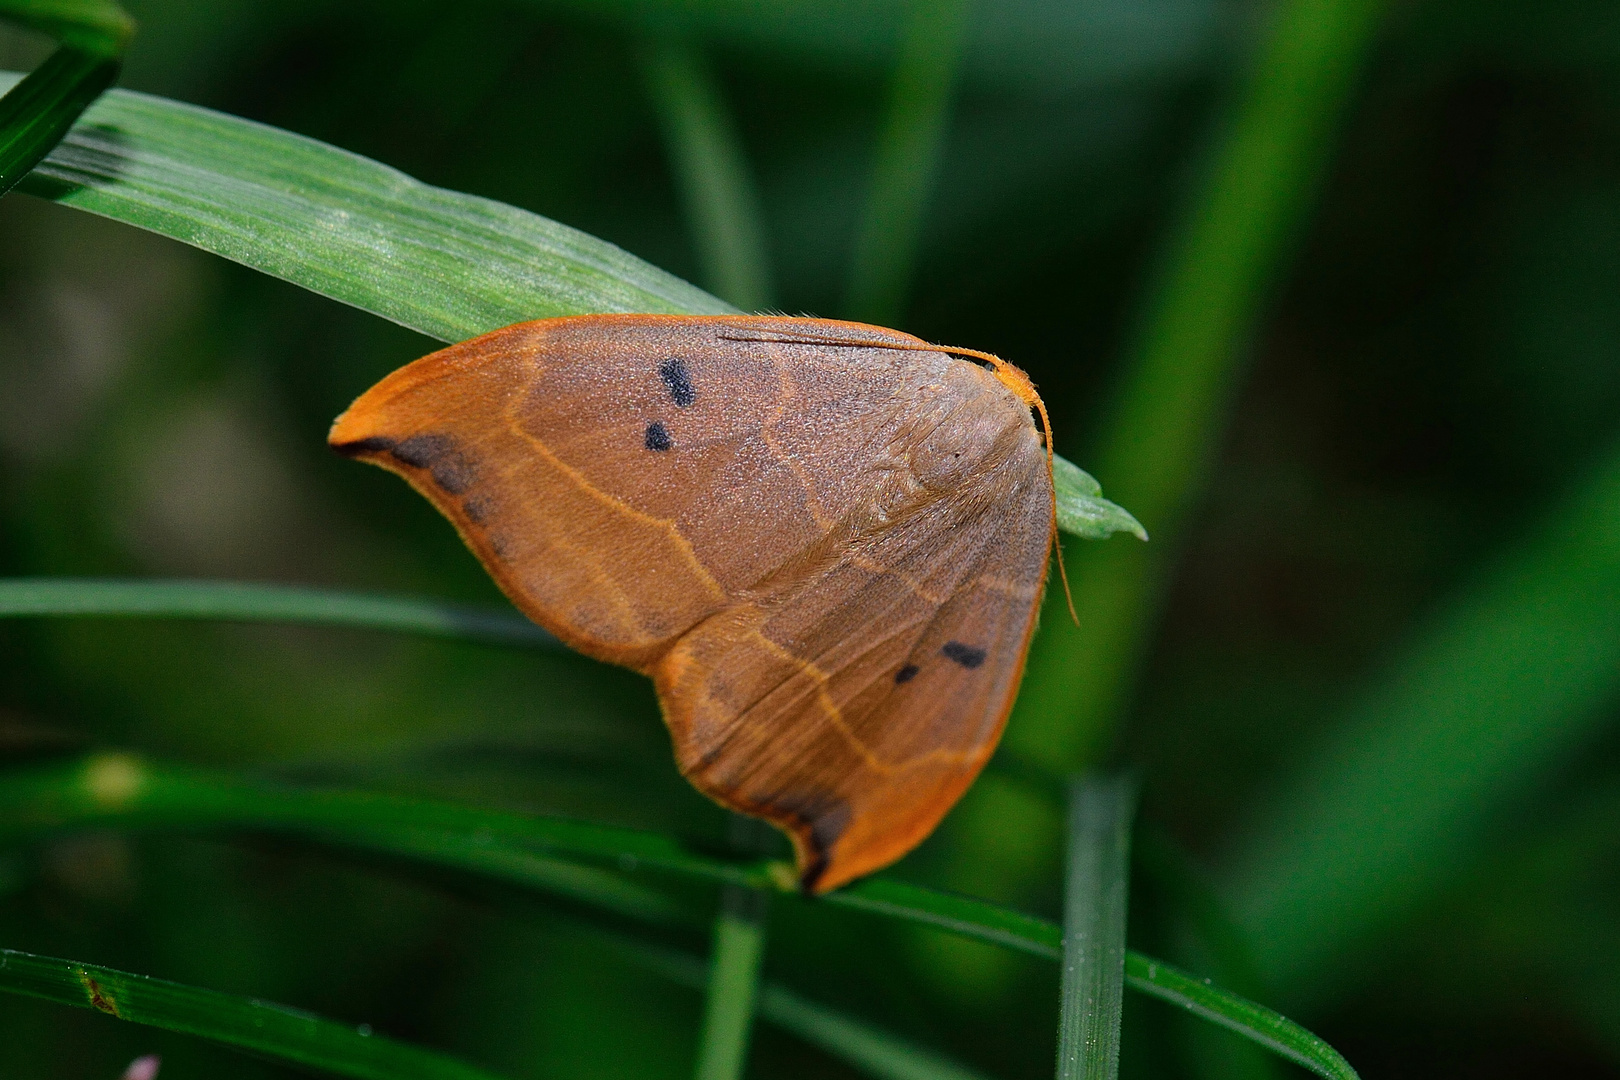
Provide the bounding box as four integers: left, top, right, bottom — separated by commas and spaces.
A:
330, 434, 396, 458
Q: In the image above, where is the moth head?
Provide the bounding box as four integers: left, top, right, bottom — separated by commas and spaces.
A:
986, 356, 1040, 412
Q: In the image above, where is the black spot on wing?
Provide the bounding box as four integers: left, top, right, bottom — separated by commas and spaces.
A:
390, 433, 477, 494
645, 422, 673, 451
659, 357, 697, 407
941, 641, 986, 669
388, 433, 449, 468
894, 664, 919, 684
462, 496, 492, 525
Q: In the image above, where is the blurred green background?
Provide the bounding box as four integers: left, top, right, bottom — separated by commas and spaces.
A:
4, 0, 1620, 1076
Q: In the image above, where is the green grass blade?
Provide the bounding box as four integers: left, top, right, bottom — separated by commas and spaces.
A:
843, 0, 972, 324
758, 984, 992, 1080
335, 826, 686, 927
0, 560, 1120, 660
589, 929, 996, 1080
1122, 956, 1358, 1080
0, 1, 130, 194
0, 755, 1353, 1076
1133, 828, 1270, 1005
0, 755, 1029, 960
516, 0, 1218, 89
641, 38, 774, 312
824, 877, 1062, 960
1010, 0, 1391, 770
0, 73, 734, 342
0, 754, 767, 888
694, 888, 769, 1080
0, 577, 557, 649
1227, 434, 1620, 1000
0, 948, 505, 1080
0, 48, 117, 195
0, 0, 133, 54
1057, 775, 1135, 1080
823, 881, 1356, 1078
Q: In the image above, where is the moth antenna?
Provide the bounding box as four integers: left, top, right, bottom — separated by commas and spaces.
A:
720, 327, 1081, 624
1021, 389, 1078, 627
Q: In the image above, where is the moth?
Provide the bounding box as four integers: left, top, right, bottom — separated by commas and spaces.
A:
330, 315, 1055, 893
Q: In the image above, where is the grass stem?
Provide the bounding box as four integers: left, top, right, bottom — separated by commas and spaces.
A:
695, 885, 770, 1080
0, 577, 556, 648
1058, 774, 1135, 1080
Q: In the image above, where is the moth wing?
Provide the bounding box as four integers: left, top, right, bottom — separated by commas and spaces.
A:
655, 434, 1052, 893
330, 315, 920, 666
331, 313, 1052, 890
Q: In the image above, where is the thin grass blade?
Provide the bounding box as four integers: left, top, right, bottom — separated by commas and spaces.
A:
641, 38, 774, 312
1123, 956, 1357, 1080
843, 0, 972, 323
1058, 775, 1135, 1080
694, 817, 775, 1080
335, 825, 686, 926
694, 887, 769, 1080
1010, 0, 1391, 771
826, 877, 1062, 960
0, 47, 117, 194
758, 983, 993, 1080
0, 577, 557, 648
0, 754, 767, 888
589, 929, 996, 1080
0, 948, 505, 1080
0, 1, 130, 194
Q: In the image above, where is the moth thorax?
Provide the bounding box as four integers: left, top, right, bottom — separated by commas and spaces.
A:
989, 359, 1040, 410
